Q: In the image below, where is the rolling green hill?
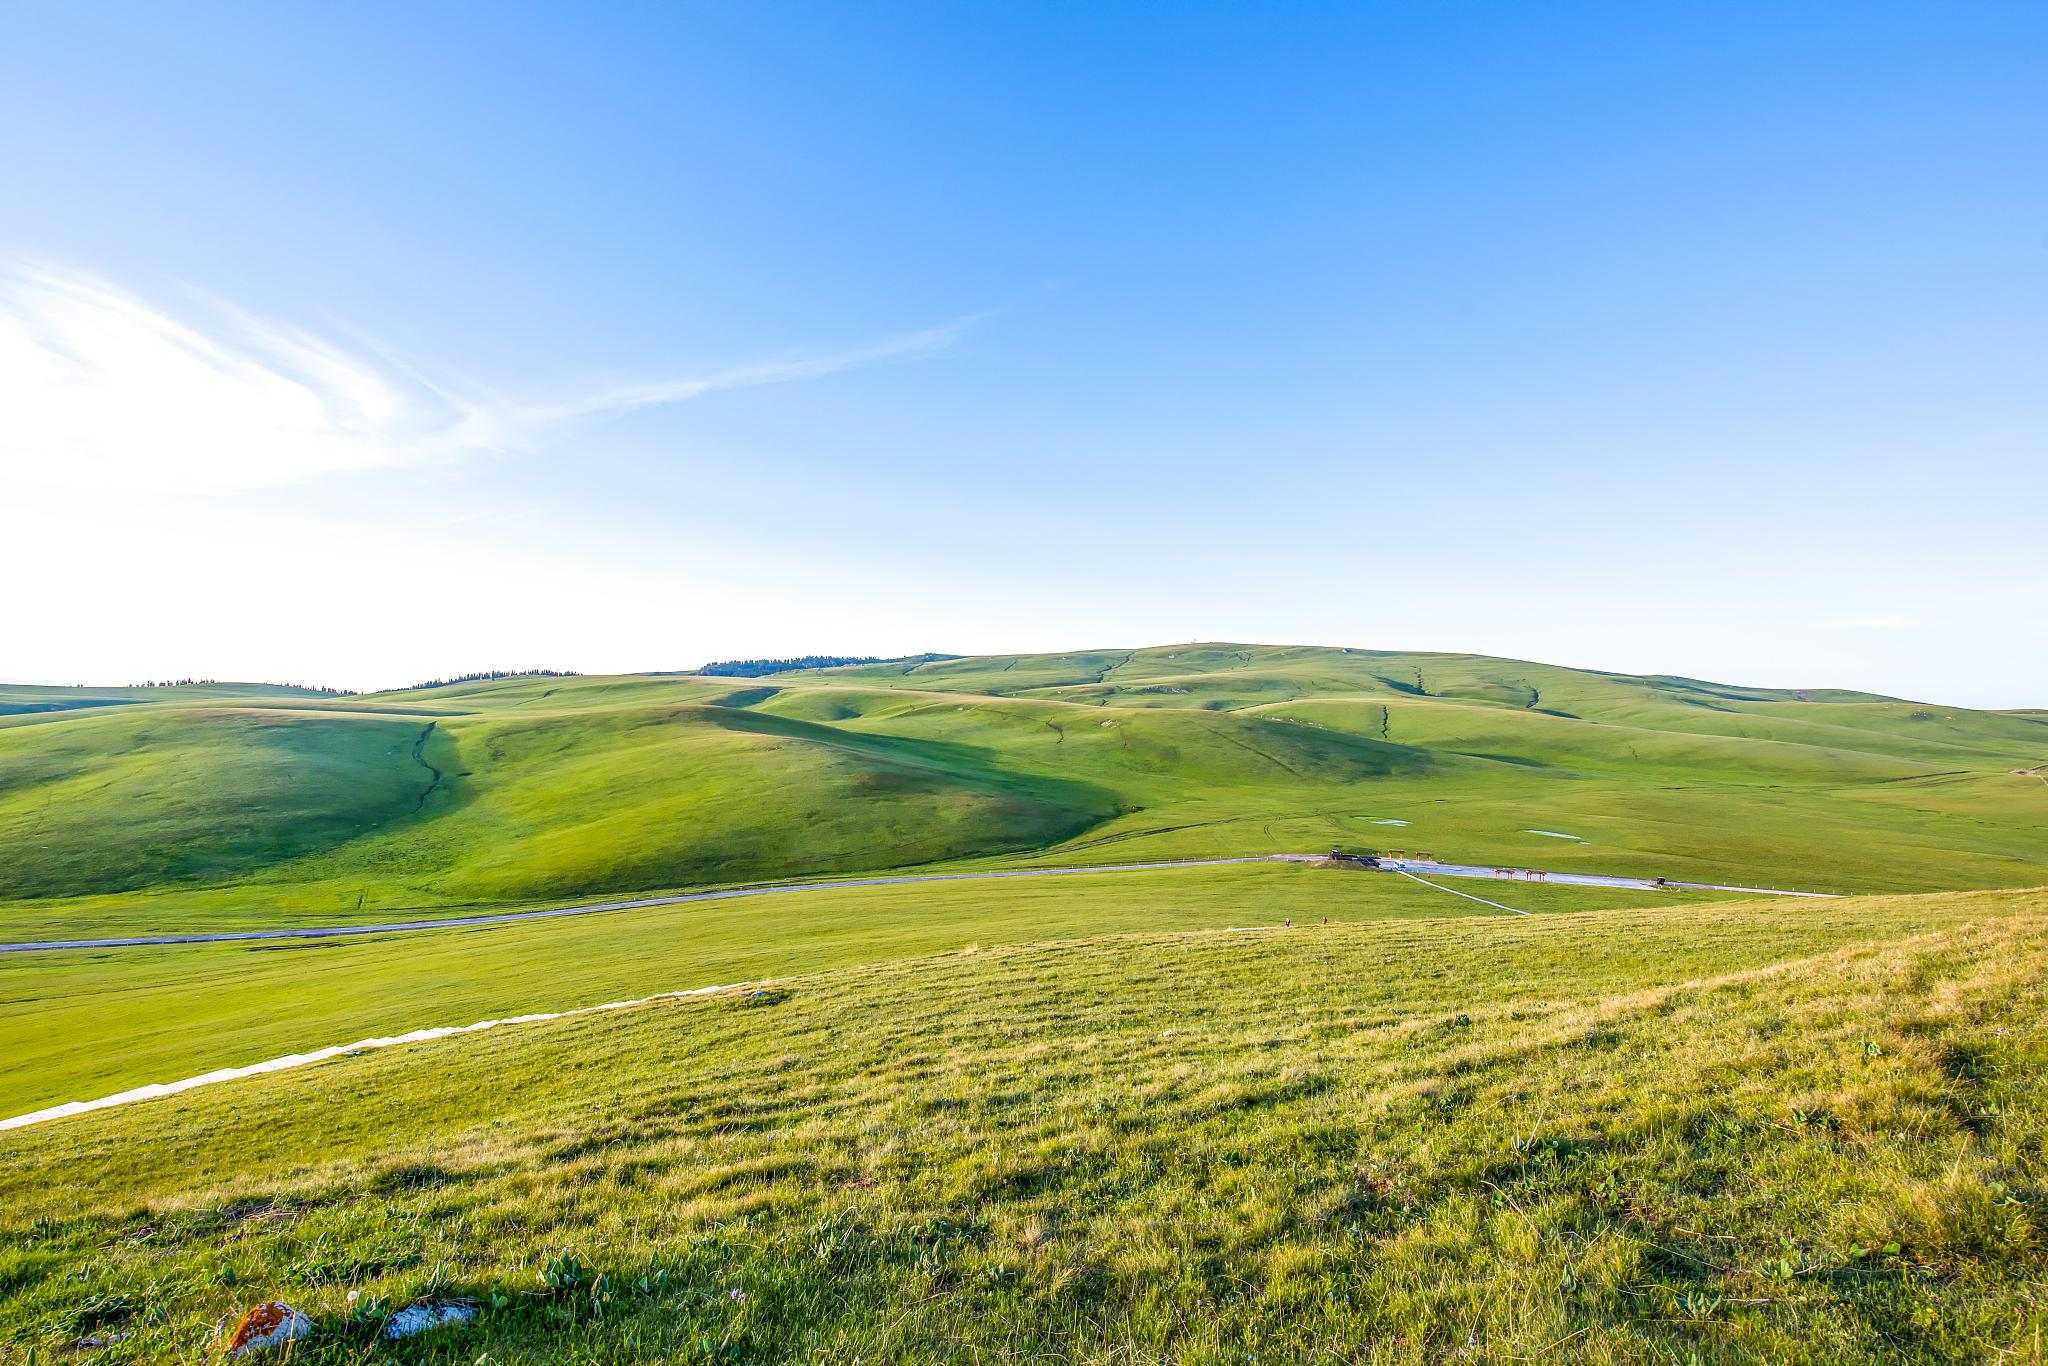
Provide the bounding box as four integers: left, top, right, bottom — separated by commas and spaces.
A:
6, 884, 2045, 1361
2, 644, 2044, 937
0, 861, 1709, 1121
6, 646, 2045, 1361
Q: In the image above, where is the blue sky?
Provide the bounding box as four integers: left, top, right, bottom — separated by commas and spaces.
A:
2, 2, 2043, 704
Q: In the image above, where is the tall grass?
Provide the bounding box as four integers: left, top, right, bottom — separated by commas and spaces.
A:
5, 886, 2044, 1361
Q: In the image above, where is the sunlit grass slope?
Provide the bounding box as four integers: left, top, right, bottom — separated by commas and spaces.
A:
2, 643, 2043, 936
319, 703, 1111, 902
0, 684, 1117, 931
0, 707, 431, 899
0, 682, 340, 717
0, 861, 1699, 1118
5, 885, 2045, 1362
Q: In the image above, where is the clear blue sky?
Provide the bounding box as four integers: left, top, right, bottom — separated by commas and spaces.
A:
2, 2, 2042, 704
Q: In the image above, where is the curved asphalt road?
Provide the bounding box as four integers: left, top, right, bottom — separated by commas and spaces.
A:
0, 854, 1834, 955
1374, 858, 1839, 898
0, 856, 1316, 954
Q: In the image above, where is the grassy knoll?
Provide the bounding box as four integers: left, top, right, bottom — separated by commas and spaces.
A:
4, 886, 2045, 1361
2, 644, 2043, 938
0, 683, 345, 717
0, 863, 1685, 1119
0, 707, 433, 901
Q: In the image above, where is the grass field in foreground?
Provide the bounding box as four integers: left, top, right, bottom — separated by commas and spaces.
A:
5, 885, 2044, 1362
0, 863, 1694, 1119
4, 644, 2044, 939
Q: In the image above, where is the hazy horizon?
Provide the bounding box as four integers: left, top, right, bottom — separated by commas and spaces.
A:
4, 634, 2041, 710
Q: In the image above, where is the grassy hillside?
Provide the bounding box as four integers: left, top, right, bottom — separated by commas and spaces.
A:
0, 682, 343, 717
6, 885, 2044, 1361
0, 707, 433, 900
11, 644, 2040, 1363
0, 861, 1700, 1119
2, 644, 2043, 937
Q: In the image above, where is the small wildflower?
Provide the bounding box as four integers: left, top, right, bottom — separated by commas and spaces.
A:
729, 1288, 747, 1303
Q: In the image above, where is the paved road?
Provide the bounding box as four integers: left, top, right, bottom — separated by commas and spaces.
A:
0, 853, 1836, 955
1376, 858, 1837, 899
0, 856, 1317, 954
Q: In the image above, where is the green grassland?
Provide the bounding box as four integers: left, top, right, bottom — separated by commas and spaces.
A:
0, 683, 346, 717
6, 645, 2044, 1358
3, 644, 2044, 939
0, 862, 1701, 1120
5, 885, 2045, 1362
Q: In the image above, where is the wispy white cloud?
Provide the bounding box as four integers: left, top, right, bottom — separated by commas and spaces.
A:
0, 265, 498, 493
523, 314, 984, 424
0, 262, 977, 493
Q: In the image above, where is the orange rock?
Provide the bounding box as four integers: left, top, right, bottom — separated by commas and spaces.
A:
221, 1302, 312, 1357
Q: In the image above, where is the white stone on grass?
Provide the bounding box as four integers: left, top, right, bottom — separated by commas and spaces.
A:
382, 1300, 479, 1340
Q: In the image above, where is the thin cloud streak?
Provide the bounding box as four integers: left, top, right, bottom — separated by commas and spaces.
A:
0, 264, 490, 492
0, 262, 978, 493
525, 314, 986, 424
